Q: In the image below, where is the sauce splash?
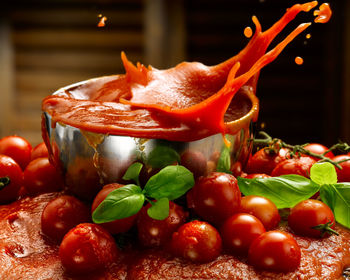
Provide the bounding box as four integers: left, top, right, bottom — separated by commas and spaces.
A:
97, 15, 107, 27
244, 27, 253, 38
43, 1, 331, 142
314, 3, 332, 23
295, 56, 304, 65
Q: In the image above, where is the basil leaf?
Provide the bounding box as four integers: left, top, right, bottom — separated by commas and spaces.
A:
237, 175, 320, 209
216, 144, 232, 174
147, 197, 170, 220
123, 162, 143, 185
92, 184, 144, 223
147, 145, 180, 169
310, 162, 337, 185
144, 165, 195, 200
320, 183, 350, 228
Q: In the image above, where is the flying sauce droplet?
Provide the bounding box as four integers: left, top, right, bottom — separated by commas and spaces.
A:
295, 56, 304, 65
314, 3, 332, 23
97, 15, 107, 27
244, 26, 253, 38
306, 33, 311, 39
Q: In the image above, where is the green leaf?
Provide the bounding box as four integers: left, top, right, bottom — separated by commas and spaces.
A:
216, 144, 232, 174
320, 183, 350, 228
144, 165, 195, 200
147, 197, 170, 220
92, 184, 145, 223
147, 145, 180, 169
310, 162, 337, 185
122, 162, 143, 185
237, 175, 320, 209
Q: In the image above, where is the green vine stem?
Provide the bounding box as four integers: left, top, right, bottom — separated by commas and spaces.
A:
0, 177, 10, 191
253, 131, 350, 169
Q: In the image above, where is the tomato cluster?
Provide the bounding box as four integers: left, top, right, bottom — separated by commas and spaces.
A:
1, 134, 348, 276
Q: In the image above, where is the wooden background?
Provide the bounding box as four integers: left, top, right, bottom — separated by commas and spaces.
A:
0, 0, 349, 147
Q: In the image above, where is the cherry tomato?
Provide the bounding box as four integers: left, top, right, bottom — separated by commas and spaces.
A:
0, 155, 23, 203
0, 135, 32, 170
288, 199, 336, 238
170, 220, 222, 263
188, 172, 241, 224
41, 195, 91, 241
31, 142, 49, 161
91, 183, 137, 235
137, 201, 187, 247
271, 156, 316, 178
231, 161, 244, 177
303, 143, 334, 160
180, 150, 207, 178
245, 148, 290, 175
333, 155, 350, 182
244, 173, 271, 179
248, 230, 301, 272
23, 157, 64, 195
240, 195, 280, 230
59, 223, 118, 274
220, 213, 265, 255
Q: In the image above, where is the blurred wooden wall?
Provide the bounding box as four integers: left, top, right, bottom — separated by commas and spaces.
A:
0, 0, 348, 146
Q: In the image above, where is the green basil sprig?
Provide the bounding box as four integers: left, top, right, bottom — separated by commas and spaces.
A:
216, 144, 232, 174
92, 163, 194, 223
147, 145, 181, 169
238, 162, 350, 229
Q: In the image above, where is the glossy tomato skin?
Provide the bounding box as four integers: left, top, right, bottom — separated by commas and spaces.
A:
0, 155, 23, 203
137, 201, 188, 247
303, 143, 334, 160
333, 155, 350, 182
271, 156, 316, 178
31, 142, 49, 161
91, 183, 137, 235
240, 195, 280, 230
220, 213, 265, 255
170, 220, 222, 263
288, 199, 335, 238
248, 230, 301, 272
245, 148, 290, 175
59, 223, 118, 274
41, 195, 91, 242
189, 172, 241, 224
244, 173, 271, 179
23, 157, 64, 195
0, 136, 32, 170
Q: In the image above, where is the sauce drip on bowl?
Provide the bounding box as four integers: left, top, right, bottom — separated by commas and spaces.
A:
42, 1, 331, 142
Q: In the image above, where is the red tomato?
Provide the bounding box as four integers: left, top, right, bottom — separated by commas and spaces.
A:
288, 199, 336, 238
333, 155, 350, 182
91, 183, 137, 235
59, 223, 118, 274
245, 148, 290, 175
41, 195, 91, 241
23, 157, 64, 195
248, 230, 301, 272
220, 213, 265, 255
180, 150, 207, 178
240, 195, 280, 230
137, 201, 187, 247
303, 143, 334, 160
0, 155, 23, 203
31, 142, 49, 161
244, 173, 271, 179
271, 156, 316, 178
0, 135, 32, 170
188, 172, 241, 224
170, 220, 222, 263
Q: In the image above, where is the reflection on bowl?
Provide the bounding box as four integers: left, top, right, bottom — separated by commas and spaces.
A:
42, 79, 259, 201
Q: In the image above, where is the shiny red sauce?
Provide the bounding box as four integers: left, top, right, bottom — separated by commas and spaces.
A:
314, 3, 332, 23
42, 1, 328, 142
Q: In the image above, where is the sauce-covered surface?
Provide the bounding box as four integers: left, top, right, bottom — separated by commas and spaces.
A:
0, 192, 349, 280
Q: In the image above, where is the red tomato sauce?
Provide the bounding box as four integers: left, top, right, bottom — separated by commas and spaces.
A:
42, 2, 323, 142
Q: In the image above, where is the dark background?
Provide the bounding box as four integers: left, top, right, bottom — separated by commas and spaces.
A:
0, 0, 348, 146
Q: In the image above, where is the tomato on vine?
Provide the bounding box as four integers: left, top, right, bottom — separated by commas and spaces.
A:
0, 155, 23, 203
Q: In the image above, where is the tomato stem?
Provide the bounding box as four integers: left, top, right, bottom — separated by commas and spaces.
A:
252, 131, 350, 169
0, 177, 10, 190
312, 221, 339, 237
